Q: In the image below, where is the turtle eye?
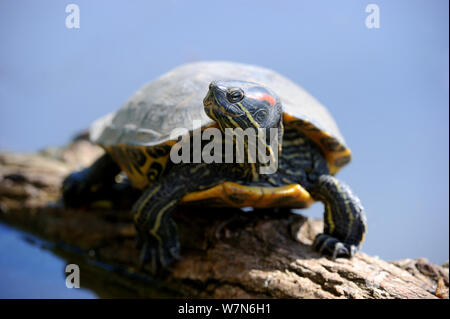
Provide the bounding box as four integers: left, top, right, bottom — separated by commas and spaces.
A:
226, 88, 244, 103
253, 109, 268, 123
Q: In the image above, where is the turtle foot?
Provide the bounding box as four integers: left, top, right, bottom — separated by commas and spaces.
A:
136, 231, 180, 274
313, 233, 358, 259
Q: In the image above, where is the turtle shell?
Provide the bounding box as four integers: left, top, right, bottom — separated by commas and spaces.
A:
91, 61, 351, 181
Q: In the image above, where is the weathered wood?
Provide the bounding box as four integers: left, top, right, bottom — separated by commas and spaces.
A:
0, 139, 448, 299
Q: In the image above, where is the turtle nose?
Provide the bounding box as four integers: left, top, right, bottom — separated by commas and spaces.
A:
209, 81, 218, 91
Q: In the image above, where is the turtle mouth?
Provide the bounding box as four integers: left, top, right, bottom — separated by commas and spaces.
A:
203, 89, 214, 107
203, 90, 216, 121
215, 105, 243, 118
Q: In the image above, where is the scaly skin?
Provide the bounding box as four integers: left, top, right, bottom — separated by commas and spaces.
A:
63, 80, 367, 272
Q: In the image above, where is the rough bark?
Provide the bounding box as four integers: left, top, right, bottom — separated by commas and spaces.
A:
0, 138, 448, 299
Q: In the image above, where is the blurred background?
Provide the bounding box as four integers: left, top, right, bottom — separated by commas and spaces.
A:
0, 0, 448, 297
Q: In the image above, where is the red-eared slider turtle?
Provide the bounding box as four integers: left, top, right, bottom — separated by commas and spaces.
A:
62, 61, 366, 271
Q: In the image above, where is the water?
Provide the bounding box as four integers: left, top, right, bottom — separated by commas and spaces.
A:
0, 222, 183, 298
0, 223, 97, 298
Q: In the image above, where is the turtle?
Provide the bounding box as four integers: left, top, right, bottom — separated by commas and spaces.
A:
62, 61, 367, 271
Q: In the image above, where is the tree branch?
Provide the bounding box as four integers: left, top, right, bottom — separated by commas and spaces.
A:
0, 139, 448, 299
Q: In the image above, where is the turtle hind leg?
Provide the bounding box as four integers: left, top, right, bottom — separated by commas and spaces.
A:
62, 153, 121, 208
310, 175, 367, 258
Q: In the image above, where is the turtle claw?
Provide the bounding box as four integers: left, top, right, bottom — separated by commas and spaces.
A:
137, 234, 180, 274
169, 247, 181, 261
313, 233, 358, 259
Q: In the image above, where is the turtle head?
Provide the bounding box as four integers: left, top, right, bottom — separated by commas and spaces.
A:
203, 80, 283, 173
203, 80, 283, 133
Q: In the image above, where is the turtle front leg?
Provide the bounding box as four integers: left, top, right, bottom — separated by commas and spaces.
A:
132, 164, 222, 272
310, 175, 367, 259
132, 183, 183, 273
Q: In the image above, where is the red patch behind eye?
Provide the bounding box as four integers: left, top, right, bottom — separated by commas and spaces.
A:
253, 93, 276, 106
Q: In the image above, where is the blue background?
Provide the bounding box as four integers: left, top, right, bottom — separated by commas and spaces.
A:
0, 0, 448, 293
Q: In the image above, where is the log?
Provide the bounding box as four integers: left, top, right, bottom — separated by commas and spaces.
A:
0, 138, 448, 299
